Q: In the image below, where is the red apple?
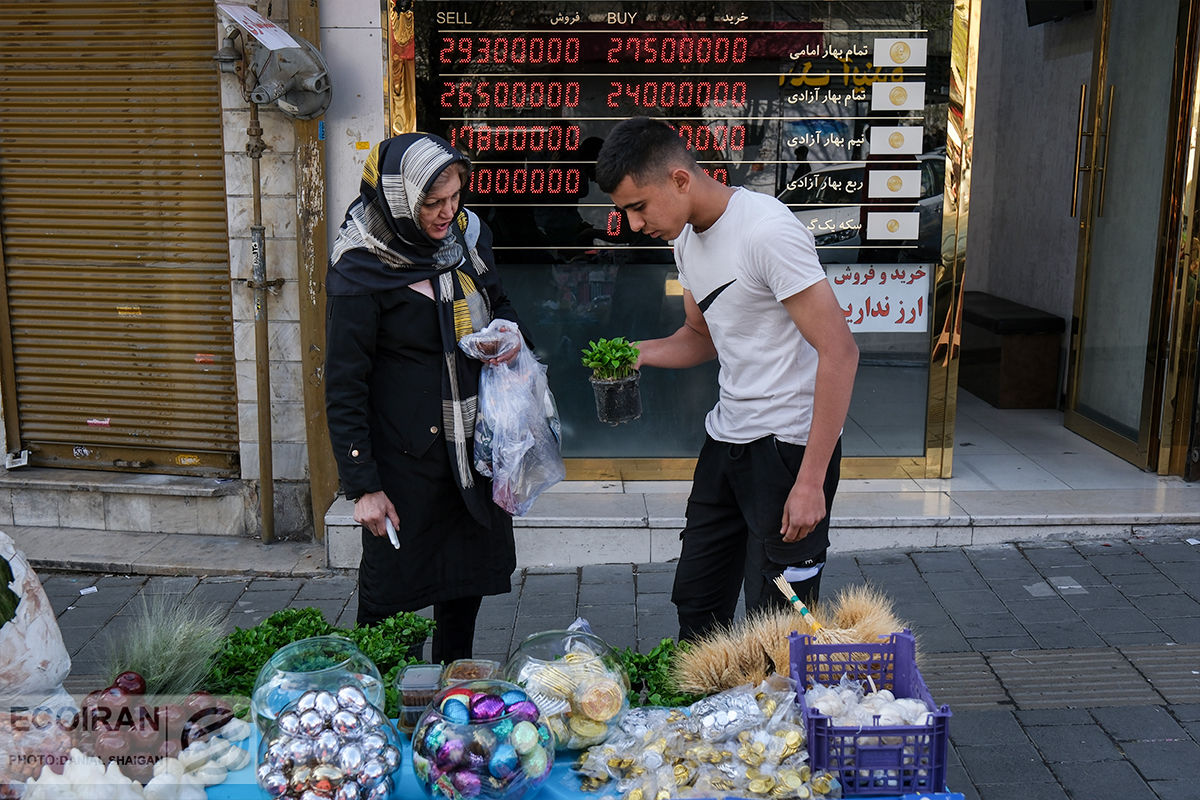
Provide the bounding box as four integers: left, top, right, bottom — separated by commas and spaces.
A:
113, 671, 147, 695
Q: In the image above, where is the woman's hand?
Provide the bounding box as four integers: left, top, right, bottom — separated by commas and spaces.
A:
483, 322, 521, 367
354, 491, 399, 539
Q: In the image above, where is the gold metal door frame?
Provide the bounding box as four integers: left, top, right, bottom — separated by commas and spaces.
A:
1066, 0, 1200, 471
384, 0, 982, 482
1160, 0, 1200, 476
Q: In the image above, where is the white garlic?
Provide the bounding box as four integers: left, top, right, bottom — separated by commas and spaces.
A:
214, 744, 252, 771
153, 757, 186, 779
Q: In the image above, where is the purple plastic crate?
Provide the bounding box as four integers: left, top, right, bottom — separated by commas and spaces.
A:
789, 630, 951, 797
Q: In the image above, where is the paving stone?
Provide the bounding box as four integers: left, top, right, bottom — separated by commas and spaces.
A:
1145, 616, 1200, 643
947, 709, 1025, 746
635, 561, 675, 573
1021, 621, 1107, 649
635, 613, 677, 648
943, 764, 981, 800
1091, 706, 1187, 742
956, 742, 1052, 784
141, 576, 200, 594
1050, 761, 1156, 800
56, 604, 122, 628
1015, 708, 1094, 726
1021, 543, 1090, 569
951, 612, 1029, 639
1121, 740, 1200, 781
937, 588, 1004, 614
579, 564, 633, 584
521, 571, 579, 591
912, 549, 976, 572
1084, 552, 1159, 576
1134, 542, 1200, 562
1129, 594, 1200, 619
1169, 704, 1200, 722
1111, 572, 1193, 596
988, 579, 1066, 604
854, 550, 915, 566
186, 580, 249, 605
233, 590, 296, 614
1100, 631, 1173, 647
293, 577, 357, 601
1077, 605, 1159, 635
1149, 779, 1200, 800
1025, 723, 1122, 762
914, 625, 972, 653
976, 782, 1067, 800
966, 634, 1039, 650
578, 605, 635, 632
578, 581, 635, 605
634, 569, 675, 594
247, 577, 304, 592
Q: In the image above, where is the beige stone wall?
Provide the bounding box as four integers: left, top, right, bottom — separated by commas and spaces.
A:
216, 6, 314, 536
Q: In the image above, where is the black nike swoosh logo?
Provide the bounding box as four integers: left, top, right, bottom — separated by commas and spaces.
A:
697, 279, 736, 312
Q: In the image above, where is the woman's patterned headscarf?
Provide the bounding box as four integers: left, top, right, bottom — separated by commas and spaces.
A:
326, 133, 499, 499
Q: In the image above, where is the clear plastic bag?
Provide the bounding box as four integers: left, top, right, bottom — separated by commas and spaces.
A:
459, 319, 565, 516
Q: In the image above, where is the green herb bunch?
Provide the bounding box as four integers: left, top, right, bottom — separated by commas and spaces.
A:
617, 638, 703, 708
206, 606, 434, 718
581, 336, 640, 381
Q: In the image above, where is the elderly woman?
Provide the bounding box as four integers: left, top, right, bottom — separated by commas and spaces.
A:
324, 133, 524, 662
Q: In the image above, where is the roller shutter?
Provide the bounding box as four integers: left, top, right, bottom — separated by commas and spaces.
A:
0, 0, 238, 476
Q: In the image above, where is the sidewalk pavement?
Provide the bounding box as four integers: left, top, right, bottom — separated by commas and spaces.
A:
36, 533, 1200, 800
35, 532, 1200, 800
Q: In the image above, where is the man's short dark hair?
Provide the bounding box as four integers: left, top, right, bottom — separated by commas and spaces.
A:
595, 117, 697, 193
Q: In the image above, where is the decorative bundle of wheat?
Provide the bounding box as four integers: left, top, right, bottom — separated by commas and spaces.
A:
671, 583, 907, 696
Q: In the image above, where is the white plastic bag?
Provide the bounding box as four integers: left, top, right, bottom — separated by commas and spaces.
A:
460, 319, 565, 515
1, 531, 74, 797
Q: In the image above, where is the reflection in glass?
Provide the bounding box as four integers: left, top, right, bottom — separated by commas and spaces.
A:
410, 1, 955, 459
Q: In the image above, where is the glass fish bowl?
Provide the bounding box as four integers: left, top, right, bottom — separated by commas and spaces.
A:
502, 630, 629, 751
251, 635, 384, 733
257, 686, 402, 800
411, 679, 556, 800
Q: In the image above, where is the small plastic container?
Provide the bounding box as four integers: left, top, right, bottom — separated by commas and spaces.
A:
441, 658, 501, 686
396, 663, 445, 733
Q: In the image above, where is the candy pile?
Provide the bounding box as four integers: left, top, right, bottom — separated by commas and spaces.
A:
412, 680, 555, 800
507, 635, 628, 751
257, 686, 401, 800
576, 676, 842, 800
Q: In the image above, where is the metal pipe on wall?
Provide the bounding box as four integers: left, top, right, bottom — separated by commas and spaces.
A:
247, 101, 275, 543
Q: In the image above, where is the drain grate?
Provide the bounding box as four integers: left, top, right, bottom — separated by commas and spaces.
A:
986, 647, 1162, 708
1120, 643, 1200, 705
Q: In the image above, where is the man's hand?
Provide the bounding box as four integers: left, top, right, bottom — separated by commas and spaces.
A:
354, 491, 399, 539
780, 479, 827, 542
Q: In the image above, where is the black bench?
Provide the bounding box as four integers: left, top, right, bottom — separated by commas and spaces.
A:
959, 291, 1066, 408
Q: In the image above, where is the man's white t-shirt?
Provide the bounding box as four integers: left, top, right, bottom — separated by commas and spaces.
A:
674, 187, 828, 445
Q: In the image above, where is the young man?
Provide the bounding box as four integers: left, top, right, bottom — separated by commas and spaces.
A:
596, 117, 858, 642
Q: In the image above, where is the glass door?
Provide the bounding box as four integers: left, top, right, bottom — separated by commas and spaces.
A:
1066, 0, 1186, 465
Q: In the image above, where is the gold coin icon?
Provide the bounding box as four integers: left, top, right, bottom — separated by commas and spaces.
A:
890, 41, 911, 63
888, 131, 906, 149
886, 175, 904, 192
889, 86, 908, 106
886, 218, 900, 233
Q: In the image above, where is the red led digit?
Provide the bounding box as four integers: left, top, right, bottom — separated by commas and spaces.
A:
733, 37, 748, 62
607, 37, 620, 62
607, 210, 623, 237
678, 37, 693, 63
439, 37, 454, 63
493, 37, 507, 63
529, 37, 543, 63
566, 37, 580, 62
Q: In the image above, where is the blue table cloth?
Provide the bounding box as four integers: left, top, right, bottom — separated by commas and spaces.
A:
205, 727, 962, 800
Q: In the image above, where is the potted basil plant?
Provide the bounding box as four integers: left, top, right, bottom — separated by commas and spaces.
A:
581, 336, 642, 425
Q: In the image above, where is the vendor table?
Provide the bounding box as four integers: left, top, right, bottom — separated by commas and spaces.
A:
204, 729, 964, 800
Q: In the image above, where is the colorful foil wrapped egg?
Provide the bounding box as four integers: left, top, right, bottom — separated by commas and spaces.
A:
411, 679, 557, 800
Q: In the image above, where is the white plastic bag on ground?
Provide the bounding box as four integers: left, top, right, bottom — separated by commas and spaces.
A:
1, 530, 74, 797
460, 319, 565, 515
